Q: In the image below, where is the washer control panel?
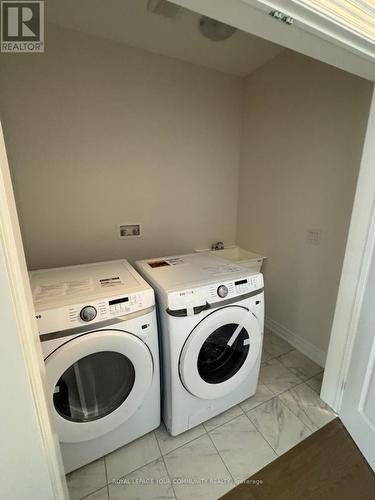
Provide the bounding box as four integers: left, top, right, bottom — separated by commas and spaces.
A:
35, 288, 155, 335
209, 274, 263, 303
68, 294, 145, 323
108, 294, 144, 315
167, 273, 264, 311
234, 278, 250, 294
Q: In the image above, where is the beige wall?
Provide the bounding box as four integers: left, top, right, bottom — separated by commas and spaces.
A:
237, 50, 372, 360
0, 25, 243, 269
0, 26, 372, 361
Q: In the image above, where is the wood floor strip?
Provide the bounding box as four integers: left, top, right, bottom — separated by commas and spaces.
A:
220, 418, 375, 500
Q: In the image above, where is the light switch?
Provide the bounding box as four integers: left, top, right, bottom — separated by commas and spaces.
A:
307, 229, 321, 245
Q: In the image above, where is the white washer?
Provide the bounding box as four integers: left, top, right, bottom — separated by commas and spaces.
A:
136, 252, 264, 436
30, 260, 160, 473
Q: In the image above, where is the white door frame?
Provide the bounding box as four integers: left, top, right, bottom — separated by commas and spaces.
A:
0, 122, 68, 499
171, 0, 375, 80
320, 90, 375, 410
1, 1, 375, 495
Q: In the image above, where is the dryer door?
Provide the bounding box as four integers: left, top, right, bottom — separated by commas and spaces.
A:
179, 306, 262, 399
45, 330, 153, 443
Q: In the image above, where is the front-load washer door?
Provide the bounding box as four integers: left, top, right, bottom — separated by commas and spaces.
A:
45, 330, 153, 443
179, 306, 262, 400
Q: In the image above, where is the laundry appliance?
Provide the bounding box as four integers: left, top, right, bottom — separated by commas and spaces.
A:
136, 252, 264, 436
30, 260, 160, 473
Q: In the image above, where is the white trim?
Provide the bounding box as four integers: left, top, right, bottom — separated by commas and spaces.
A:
358, 335, 375, 427
170, 0, 375, 80
241, 0, 375, 59
321, 88, 375, 411
296, 0, 375, 42
265, 317, 326, 367
0, 122, 68, 499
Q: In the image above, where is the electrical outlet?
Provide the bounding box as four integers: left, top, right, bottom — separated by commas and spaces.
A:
119, 224, 141, 239
307, 229, 321, 245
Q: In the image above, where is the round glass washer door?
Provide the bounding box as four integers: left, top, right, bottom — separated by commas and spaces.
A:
45, 330, 153, 443
179, 306, 261, 400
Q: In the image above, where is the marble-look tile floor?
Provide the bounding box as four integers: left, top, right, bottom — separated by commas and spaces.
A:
66, 330, 335, 500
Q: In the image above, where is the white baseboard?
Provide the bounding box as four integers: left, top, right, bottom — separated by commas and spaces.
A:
265, 316, 326, 368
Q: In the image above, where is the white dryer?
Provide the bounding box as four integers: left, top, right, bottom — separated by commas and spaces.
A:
136, 252, 264, 436
30, 260, 160, 473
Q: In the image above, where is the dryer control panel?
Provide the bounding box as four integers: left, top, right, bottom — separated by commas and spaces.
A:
35, 288, 155, 335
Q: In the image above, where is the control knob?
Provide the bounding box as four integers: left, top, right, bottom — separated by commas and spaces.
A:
80, 305, 97, 322
217, 285, 229, 298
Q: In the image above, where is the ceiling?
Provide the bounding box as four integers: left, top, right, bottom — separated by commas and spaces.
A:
47, 0, 284, 77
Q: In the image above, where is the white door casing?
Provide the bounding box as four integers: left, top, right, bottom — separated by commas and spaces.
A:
0, 122, 69, 498
340, 238, 375, 470
170, 0, 375, 80
179, 306, 262, 399
321, 89, 375, 411
46, 330, 153, 443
